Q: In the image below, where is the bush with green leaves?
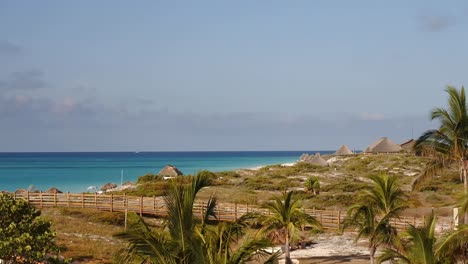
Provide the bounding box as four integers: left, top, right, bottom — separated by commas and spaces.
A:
0, 193, 69, 264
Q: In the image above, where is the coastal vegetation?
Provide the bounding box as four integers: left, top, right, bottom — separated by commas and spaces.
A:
0, 193, 69, 264
113, 174, 279, 264
255, 191, 321, 263
342, 174, 407, 264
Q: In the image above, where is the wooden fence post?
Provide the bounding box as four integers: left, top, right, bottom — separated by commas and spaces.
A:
110, 194, 113, 212
139, 196, 143, 216
39, 191, 43, 209
81, 193, 84, 208
337, 211, 341, 230
153, 196, 156, 215
27, 191, 29, 202
234, 203, 238, 221
95, 193, 97, 208
67, 192, 70, 207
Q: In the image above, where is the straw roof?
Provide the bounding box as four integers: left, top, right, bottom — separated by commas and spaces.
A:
159, 165, 184, 177
304, 153, 329, 166
45, 187, 62, 193
400, 139, 416, 152
334, 145, 353, 155
101, 182, 117, 191
364, 137, 403, 153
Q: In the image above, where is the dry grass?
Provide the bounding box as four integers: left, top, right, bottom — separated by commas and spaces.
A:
41, 208, 126, 263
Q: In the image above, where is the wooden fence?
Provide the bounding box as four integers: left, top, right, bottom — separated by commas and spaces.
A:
11, 191, 453, 231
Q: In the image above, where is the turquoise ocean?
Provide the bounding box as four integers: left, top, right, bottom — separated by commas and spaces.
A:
0, 151, 332, 193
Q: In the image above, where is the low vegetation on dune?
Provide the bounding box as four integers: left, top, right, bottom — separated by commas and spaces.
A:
120, 152, 461, 212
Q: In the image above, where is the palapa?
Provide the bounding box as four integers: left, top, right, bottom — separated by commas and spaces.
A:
304, 153, 329, 166
364, 137, 402, 153
400, 139, 416, 152
159, 165, 184, 177
334, 145, 353, 155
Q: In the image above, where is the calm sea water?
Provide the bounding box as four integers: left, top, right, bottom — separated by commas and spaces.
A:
0, 151, 332, 193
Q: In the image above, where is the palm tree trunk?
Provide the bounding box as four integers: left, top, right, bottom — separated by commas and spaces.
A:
369, 246, 376, 264
464, 168, 468, 224
464, 168, 467, 194
285, 233, 291, 264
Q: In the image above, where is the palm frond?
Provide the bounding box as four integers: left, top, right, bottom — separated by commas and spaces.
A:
435, 224, 468, 261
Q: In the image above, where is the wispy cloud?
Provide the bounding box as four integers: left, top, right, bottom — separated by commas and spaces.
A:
418, 13, 455, 32
0, 70, 48, 91
0, 41, 22, 56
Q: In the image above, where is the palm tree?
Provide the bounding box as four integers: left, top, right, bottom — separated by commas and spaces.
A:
343, 174, 407, 264
377, 214, 439, 264
378, 214, 468, 263
258, 191, 321, 263
435, 224, 468, 263
413, 86, 468, 194
304, 177, 320, 195
114, 174, 277, 264
202, 221, 280, 264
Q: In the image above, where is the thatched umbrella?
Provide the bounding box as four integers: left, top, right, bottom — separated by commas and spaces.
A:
299, 153, 309, 161
334, 145, 353, 155
400, 139, 416, 152
101, 182, 117, 191
159, 165, 184, 177
304, 153, 329, 166
364, 137, 403, 153
45, 187, 62, 194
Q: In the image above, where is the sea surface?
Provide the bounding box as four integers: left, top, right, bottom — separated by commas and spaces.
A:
0, 151, 332, 193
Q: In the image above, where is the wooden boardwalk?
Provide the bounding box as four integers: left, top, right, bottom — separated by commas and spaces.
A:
11, 191, 453, 231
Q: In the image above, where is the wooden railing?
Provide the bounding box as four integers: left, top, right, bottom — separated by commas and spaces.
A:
11, 191, 453, 231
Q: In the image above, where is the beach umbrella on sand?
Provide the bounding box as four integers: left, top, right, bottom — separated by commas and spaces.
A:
364, 137, 403, 153
334, 145, 353, 155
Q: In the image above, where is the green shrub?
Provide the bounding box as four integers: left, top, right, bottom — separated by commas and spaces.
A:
59, 208, 125, 226
137, 174, 161, 184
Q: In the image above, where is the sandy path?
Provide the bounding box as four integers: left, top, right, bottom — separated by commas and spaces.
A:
282, 233, 370, 263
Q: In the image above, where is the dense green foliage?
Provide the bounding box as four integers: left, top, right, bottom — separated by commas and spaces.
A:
0, 194, 68, 264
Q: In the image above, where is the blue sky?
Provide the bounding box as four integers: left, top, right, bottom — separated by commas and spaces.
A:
1, 1, 467, 151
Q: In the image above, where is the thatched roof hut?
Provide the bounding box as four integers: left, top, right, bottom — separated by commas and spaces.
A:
364, 137, 403, 153
159, 165, 183, 177
400, 139, 416, 152
334, 145, 353, 155
304, 153, 329, 166
101, 182, 117, 191
45, 187, 62, 193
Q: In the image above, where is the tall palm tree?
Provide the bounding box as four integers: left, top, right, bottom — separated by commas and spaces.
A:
343, 174, 407, 264
258, 191, 321, 263
414, 86, 468, 193
114, 174, 277, 264
377, 214, 439, 264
